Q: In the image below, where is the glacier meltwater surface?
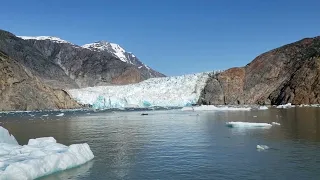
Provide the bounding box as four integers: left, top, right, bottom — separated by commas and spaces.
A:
0, 126, 94, 180
67, 72, 211, 109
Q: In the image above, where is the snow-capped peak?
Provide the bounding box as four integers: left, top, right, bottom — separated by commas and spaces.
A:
18, 36, 72, 44
82, 41, 130, 63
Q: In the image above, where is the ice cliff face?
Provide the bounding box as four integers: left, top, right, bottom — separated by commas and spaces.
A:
67, 72, 210, 109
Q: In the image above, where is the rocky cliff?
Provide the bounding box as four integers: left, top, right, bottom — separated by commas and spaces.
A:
0, 51, 80, 111
199, 36, 320, 105
0, 30, 164, 89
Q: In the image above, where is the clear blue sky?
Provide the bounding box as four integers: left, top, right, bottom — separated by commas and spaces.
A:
1, 0, 320, 76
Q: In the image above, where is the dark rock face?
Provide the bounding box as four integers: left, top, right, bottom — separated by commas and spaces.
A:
0, 51, 80, 111
0, 29, 165, 110
200, 37, 320, 105
0, 29, 165, 89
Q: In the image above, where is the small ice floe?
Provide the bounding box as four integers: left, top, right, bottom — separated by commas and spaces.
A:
276, 103, 294, 109
257, 145, 269, 151
226, 122, 272, 128
41, 114, 49, 117
271, 122, 281, 126
56, 113, 64, 117
259, 106, 268, 110
182, 105, 251, 111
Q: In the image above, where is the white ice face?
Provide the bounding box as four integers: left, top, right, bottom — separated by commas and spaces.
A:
0, 126, 18, 145
67, 72, 211, 109
0, 127, 94, 180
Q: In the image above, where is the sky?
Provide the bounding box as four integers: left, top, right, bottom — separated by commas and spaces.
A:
1, 0, 320, 76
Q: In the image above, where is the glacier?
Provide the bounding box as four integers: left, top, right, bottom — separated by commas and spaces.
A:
0, 127, 94, 180
67, 72, 211, 109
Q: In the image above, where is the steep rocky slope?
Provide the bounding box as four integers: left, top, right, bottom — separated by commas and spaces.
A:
199, 37, 320, 105
0, 29, 165, 89
82, 41, 165, 78
0, 51, 80, 111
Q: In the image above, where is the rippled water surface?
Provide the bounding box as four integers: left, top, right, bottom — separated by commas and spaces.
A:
1, 107, 320, 180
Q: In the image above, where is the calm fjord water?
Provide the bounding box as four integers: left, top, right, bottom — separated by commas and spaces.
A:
1, 108, 320, 180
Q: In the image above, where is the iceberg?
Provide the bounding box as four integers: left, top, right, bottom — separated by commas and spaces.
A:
56, 113, 64, 117
271, 122, 281, 126
0, 127, 94, 180
256, 145, 269, 150
259, 106, 268, 110
226, 122, 272, 128
181, 105, 251, 111
276, 103, 294, 109
0, 127, 18, 145
67, 73, 210, 109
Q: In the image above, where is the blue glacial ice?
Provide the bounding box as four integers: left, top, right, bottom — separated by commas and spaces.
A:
67, 72, 211, 109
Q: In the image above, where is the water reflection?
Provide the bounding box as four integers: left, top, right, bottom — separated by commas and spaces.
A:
1, 108, 320, 179
39, 161, 94, 180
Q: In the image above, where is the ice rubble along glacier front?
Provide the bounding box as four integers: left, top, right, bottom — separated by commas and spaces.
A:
0, 127, 94, 180
67, 72, 211, 109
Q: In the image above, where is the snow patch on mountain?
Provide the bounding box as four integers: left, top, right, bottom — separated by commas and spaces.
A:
67, 72, 210, 109
82, 41, 130, 63
18, 36, 72, 44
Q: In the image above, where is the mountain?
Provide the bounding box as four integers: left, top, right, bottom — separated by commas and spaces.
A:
0, 30, 165, 89
199, 36, 320, 105
0, 51, 79, 111
82, 41, 164, 78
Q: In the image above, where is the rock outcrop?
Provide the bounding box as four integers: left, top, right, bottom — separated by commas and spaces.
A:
0, 51, 80, 111
199, 36, 320, 105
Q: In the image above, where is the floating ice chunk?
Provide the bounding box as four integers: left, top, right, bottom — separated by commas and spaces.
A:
0, 126, 18, 145
259, 106, 268, 110
226, 122, 272, 128
0, 127, 94, 180
257, 145, 269, 150
181, 105, 251, 111
271, 122, 281, 126
56, 113, 64, 117
276, 103, 294, 109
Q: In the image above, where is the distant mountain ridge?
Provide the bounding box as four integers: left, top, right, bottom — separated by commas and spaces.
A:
0, 30, 165, 89
18, 36, 165, 79
82, 41, 164, 77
